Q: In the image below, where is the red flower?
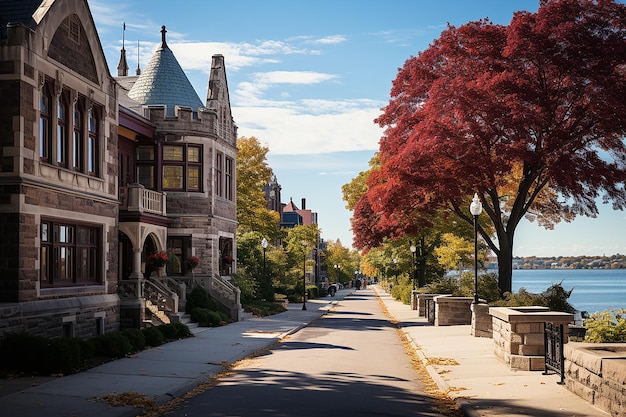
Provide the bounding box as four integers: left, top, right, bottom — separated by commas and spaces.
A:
147, 251, 168, 268
187, 256, 200, 269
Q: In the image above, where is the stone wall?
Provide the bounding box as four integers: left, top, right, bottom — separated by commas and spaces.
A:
0, 295, 120, 339
490, 307, 573, 371
565, 343, 626, 417
434, 296, 473, 326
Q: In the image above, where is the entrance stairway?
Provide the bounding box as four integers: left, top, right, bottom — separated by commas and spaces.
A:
120, 274, 241, 328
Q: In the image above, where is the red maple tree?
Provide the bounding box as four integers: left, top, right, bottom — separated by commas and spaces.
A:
359, 0, 626, 294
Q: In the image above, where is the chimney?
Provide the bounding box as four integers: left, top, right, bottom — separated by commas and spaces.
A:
301, 198, 306, 210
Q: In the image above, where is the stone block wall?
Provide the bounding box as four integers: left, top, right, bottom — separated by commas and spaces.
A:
490, 307, 573, 371
0, 295, 119, 339
434, 296, 473, 326
565, 343, 626, 417
471, 302, 492, 338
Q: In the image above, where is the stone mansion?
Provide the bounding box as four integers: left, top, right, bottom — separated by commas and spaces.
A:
0, 0, 239, 339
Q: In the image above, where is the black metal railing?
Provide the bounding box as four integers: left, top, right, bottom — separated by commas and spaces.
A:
543, 322, 565, 384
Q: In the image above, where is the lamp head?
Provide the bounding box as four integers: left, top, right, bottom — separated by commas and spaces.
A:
261, 238, 268, 249
470, 193, 483, 216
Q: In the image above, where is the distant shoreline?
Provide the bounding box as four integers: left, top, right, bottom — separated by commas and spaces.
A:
511, 255, 626, 270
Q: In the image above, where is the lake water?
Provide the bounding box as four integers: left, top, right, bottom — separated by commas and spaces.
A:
512, 269, 626, 314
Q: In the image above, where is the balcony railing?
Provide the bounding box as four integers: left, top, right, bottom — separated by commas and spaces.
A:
120, 184, 166, 216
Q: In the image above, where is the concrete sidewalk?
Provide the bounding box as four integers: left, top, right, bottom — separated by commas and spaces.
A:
374, 285, 611, 417
0, 295, 339, 417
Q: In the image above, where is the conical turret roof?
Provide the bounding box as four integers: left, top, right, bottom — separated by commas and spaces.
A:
128, 25, 203, 114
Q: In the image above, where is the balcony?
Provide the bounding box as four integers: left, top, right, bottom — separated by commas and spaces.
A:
120, 184, 167, 216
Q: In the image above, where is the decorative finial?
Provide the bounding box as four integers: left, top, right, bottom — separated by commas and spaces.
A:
161, 25, 167, 47
136, 40, 141, 75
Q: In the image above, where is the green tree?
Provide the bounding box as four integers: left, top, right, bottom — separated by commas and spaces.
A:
324, 240, 360, 285
284, 225, 320, 299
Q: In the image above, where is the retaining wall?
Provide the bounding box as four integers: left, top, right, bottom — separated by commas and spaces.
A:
565, 343, 626, 417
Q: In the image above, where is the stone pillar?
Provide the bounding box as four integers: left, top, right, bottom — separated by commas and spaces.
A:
411, 290, 418, 310
130, 248, 143, 280
490, 307, 573, 371
471, 302, 492, 338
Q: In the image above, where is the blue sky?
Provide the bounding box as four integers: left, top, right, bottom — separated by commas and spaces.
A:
90, 0, 626, 257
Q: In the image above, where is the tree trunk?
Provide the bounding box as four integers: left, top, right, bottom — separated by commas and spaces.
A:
496, 241, 513, 295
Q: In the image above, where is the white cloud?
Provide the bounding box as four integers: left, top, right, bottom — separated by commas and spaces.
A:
234, 105, 382, 155
311, 35, 347, 45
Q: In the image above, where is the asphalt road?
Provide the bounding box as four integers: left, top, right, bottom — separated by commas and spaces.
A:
162, 289, 452, 417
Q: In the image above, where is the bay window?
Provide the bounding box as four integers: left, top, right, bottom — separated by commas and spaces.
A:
162, 144, 202, 191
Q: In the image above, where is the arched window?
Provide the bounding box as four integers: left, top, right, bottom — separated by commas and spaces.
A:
57, 95, 68, 167
39, 89, 51, 162
72, 103, 83, 170
87, 108, 98, 175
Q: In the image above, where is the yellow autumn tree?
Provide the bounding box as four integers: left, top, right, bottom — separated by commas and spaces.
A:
236, 137, 280, 239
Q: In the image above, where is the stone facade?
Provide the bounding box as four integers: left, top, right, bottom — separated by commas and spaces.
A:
0, 0, 120, 338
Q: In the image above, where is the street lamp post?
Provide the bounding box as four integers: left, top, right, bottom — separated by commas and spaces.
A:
470, 193, 483, 304
261, 238, 268, 300
410, 242, 417, 290
334, 264, 340, 284
301, 240, 308, 310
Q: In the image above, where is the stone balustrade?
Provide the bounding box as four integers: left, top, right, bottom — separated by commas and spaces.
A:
490, 306, 573, 371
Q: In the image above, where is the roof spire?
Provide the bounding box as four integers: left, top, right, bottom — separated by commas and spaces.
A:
161, 25, 167, 48
117, 22, 129, 76
136, 39, 141, 75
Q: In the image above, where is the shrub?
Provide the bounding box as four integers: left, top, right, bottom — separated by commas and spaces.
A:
206, 311, 223, 326
171, 322, 193, 338
584, 309, 626, 343
243, 300, 287, 317
92, 332, 132, 358
142, 326, 165, 347
306, 285, 319, 299
542, 282, 576, 313
490, 283, 575, 313
190, 307, 210, 325
157, 323, 179, 340
46, 337, 84, 374
0, 332, 49, 374
186, 286, 218, 313
423, 276, 461, 296
491, 288, 544, 307
459, 272, 501, 303
121, 328, 146, 352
